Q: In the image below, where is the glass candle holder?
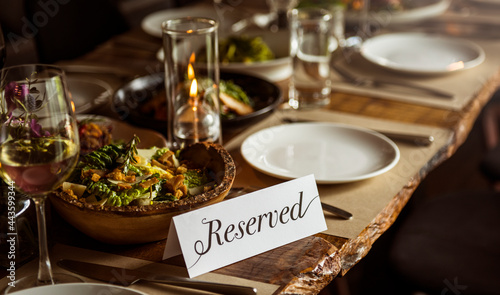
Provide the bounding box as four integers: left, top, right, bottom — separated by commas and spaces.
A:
162, 17, 222, 149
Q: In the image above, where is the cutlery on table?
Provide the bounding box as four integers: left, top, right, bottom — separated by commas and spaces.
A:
231, 13, 274, 33
229, 187, 353, 220
281, 118, 435, 146
58, 259, 257, 295
320, 202, 352, 220
331, 63, 455, 99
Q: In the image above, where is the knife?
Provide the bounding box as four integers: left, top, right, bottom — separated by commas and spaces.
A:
321, 202, 352, 220
281, 118, 434, 146
57, 259, 257, 295
331, 63, 455, 99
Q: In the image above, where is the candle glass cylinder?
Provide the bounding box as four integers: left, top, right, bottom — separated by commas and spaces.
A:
162, 17, 221, 149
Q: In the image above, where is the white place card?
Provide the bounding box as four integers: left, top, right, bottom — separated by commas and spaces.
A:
163, 174, 327, 278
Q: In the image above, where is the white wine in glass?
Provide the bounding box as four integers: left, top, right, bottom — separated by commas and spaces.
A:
0, 64, 81, 293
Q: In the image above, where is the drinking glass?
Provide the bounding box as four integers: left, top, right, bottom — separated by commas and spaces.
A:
288, 7, 336, 109
162, 17, 222, 149
0, 64, 81, 293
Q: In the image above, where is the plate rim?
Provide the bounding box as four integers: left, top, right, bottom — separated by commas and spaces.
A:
141, 6, 219, 38
67, 75, 114, 114
360, 32, 485, 75
240, 122, 400, 184
346, 0, 451, 24
10, 282, 148, 295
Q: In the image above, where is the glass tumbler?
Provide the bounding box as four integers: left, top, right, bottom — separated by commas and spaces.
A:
288, 8, 337, 110
162, 17, 222, 149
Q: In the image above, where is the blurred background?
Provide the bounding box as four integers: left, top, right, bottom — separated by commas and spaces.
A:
0, 0, 232, 66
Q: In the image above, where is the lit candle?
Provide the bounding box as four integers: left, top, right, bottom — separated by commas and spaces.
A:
190, 77, 198, 110
188, 65, 199, 142
188, 61, 195, 80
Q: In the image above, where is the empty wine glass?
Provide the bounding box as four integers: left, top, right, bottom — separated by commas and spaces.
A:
0, 64, 81, 293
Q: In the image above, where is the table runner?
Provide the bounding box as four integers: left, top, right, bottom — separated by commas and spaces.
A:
224, 109, 453, 239
332, 38, 500, 111
0, 244, 279, 294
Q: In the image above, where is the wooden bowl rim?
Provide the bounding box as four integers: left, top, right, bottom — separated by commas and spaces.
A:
51, 142, 235, 216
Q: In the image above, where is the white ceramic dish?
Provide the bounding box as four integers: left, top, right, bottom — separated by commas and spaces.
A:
9, 283, 147, 295
157, 48, 291, 82
360, 33, 485, 75
144, 4, 293, 81
67, 75, 113, 114
241, 123, 400, 184
346, 0, 451, 24
469, 0, 500, 5
76, 114, 168, 148
156, 29, 292, 82
141, 4, 240, 38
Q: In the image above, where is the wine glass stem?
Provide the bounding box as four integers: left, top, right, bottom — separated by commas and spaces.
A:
33, 196, 54, 286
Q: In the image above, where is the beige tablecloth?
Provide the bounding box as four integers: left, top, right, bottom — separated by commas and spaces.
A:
224, 109, 453, 239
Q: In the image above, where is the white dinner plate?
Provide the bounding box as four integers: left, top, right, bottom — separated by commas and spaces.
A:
141, 4, 240, 38
346, 0, 451, 24
469, 0, 500, 5
10, 283, 147, 295
241, 123, 400, 184
360, 33, 485, 75
67, 75, 113, 114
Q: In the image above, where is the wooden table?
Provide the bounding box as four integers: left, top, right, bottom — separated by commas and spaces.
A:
4, 3, 500, 294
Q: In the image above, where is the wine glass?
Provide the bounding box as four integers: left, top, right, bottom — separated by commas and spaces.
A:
0, 64, 81, 293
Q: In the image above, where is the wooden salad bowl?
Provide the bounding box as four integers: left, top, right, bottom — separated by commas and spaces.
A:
49, 142, 236, 245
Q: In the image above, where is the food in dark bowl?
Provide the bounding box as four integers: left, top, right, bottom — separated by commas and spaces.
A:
112, 71, 282, 132
50, 139, 235, 244
77, 118, 113, 155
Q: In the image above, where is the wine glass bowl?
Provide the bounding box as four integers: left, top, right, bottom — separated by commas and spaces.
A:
0, 64, 80, 293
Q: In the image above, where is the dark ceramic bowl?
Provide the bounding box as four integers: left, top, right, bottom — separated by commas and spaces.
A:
111, 71, 282, 133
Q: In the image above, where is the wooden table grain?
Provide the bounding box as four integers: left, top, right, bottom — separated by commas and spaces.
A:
4, 6, 500, 293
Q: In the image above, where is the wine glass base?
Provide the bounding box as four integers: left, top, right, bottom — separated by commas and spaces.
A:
2, 273, 83, 294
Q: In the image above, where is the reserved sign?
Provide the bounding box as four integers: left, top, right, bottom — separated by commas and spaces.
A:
163, 174, 327, 278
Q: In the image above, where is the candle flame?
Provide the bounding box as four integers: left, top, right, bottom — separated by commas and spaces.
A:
188, 64, 195, 80
190, 78, 198, 98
